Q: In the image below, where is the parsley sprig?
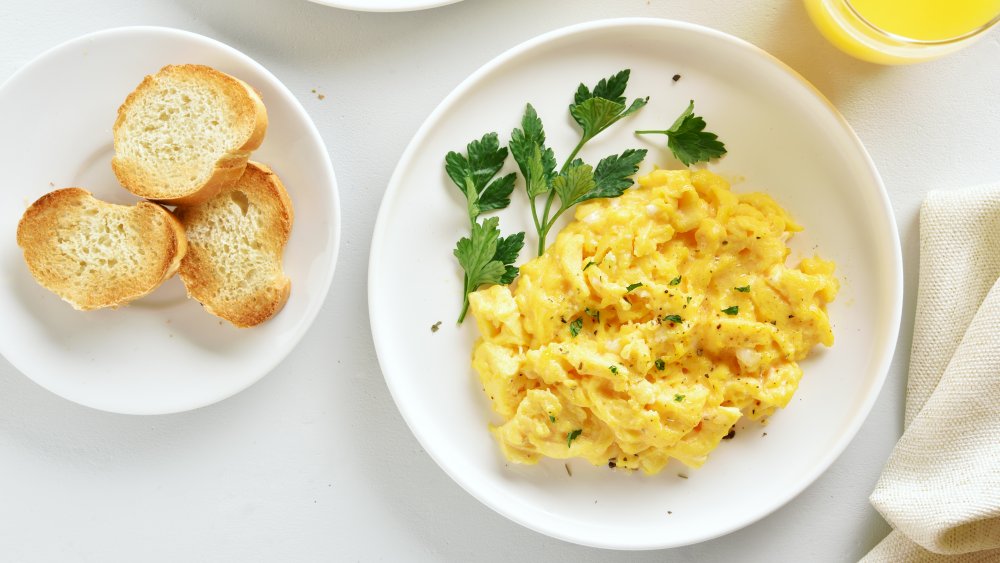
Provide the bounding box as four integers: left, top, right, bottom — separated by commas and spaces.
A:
447, 133, 525, 323
446, 76, 727, 324
510, 70, 648, 255
635, 100, 727, 166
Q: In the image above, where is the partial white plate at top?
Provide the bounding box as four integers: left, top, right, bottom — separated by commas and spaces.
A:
305, 0, 462, 12
0, 27, 341, 415
369, 18, 902, 549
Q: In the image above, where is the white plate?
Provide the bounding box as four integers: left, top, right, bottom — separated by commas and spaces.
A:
0, 27, 340, 415
306, 0, 462, 12
370, 18, 902, 549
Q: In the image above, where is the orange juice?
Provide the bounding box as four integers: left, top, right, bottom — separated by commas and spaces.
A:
804, 0, 1000, 63
852, 0, 1000, 41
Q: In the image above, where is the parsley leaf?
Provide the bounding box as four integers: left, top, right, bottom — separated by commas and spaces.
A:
551, 161, 597, 209
547, 150, 648, 218
445, 133, 517, 220
567, 429, 583, 448
477, 173, 516, 214
509, 104, 557, 201
549, 415, 556, 423
569, 317, 583, 337
609, 365, 619, 375
494, 231, 525, 284
454, 217, 524, 323
722, 305, 739, 316
669, 275, 682, 286
654, 358, 666, 370
626, 282, 643, 293
635, 100, 727, 166
674, 394, 685, 402
587, 149, 648, 203
571, 69, 648, 143
735, 285, 751, 292
663, 314, 683, 323
575, 69, 628, 105
583, 260, 597, 271
585, 307, 600, 320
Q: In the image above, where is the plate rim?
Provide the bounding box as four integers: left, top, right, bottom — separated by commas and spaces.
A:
305, 0, 462, 13
369, 17, 903, 549
0, 25, 342, 415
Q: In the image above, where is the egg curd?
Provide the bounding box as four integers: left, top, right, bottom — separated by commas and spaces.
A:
467, 169, 838, 474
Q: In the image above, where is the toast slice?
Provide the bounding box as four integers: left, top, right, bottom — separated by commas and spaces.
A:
112, 64, 268, 206
16, 188, 187, 310
176, 161, 293, 328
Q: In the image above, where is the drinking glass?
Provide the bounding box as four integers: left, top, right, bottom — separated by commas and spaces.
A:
804, 0, 1000, 64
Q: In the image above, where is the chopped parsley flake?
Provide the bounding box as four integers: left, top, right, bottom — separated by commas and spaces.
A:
669, 275, 682, 286
567, 429, 583, 448
663, 314, 683, 323
569, 317, 583, 337
735, 285, 750, 293
674, 394, 685, 402
626, 282, 643, 292
585, 307, 600, 320
583, 260, 597, 271
549, 415, 556, 423
609, 365, 619, 375
722, 306, 739, 315
654, 358, 666, 370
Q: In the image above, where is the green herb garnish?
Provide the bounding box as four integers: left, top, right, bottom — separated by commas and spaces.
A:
549, 415, 556, 423
567, 429, 583, 448
447, 134, 526, 323
510, 70, 648, 255
722, 306, 739, 315
583, 260, 597, 271
635, 100, 727, 166
674, 394, 686, 402
654, 358, 666, 371
571, 70, 649, 146
585, 307, 600, 320
626, 282, 643, 293
446, 132, 517, 224
669, 275, 682, 286
569, 317, 583, 337
735, 285, 751, 293
609, 365, 619, 375
663, 314, 683, 323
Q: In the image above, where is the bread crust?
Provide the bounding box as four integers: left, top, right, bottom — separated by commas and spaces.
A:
111, 64, 268, 206
175, 161, 293, 327
16, 188, 187, 310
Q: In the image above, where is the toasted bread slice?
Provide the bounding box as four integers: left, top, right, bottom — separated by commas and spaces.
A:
112, 64, 268, 206
16, 188, 187, 310
176, 161, 293, 328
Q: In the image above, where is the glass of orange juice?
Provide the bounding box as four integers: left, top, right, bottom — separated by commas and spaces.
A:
804, 0, 1000, 64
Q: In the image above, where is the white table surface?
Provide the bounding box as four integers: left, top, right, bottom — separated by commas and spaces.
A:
1, 1, 997, 561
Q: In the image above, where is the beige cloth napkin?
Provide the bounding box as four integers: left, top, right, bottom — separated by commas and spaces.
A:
863, 185, 1000, 562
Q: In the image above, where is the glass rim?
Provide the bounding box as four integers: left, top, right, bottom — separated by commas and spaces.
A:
843, 0, 1000, 45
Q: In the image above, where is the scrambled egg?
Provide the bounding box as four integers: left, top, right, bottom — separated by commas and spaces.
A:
468, 169, 838, 474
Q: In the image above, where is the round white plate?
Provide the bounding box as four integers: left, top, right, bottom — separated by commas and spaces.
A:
0, 27, 340, 415
370, 18, 902, 549
306, 0, 462, 12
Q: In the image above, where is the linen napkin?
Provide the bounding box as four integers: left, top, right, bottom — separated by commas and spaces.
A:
863, 185, 1000, 562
